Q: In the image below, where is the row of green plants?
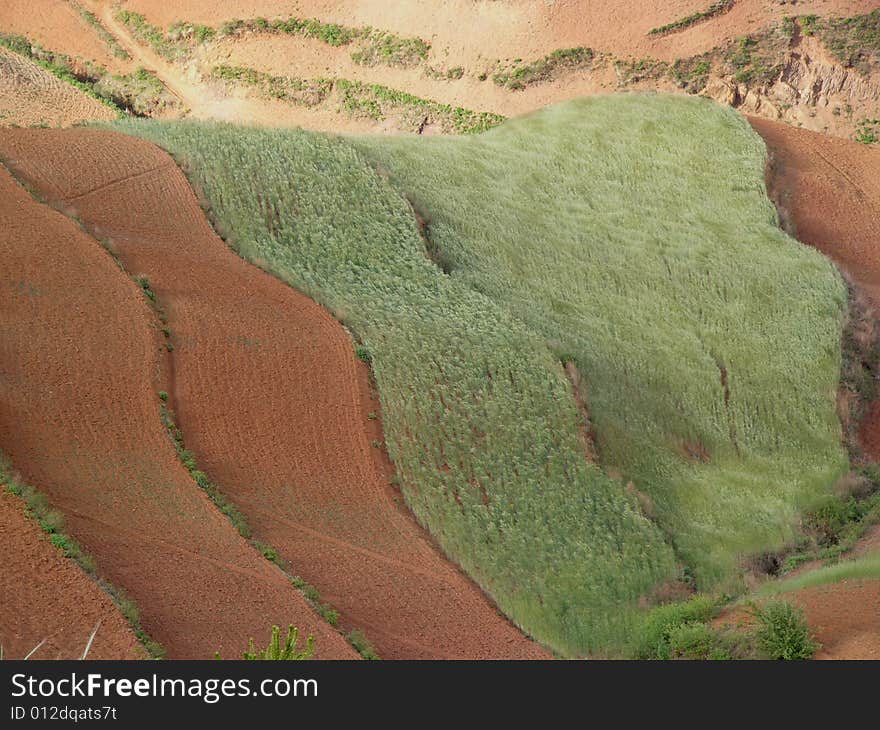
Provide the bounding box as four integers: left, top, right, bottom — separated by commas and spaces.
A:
211, 65, 332, 107
648, 0, 736, 37
0, 454, 164, 658
210, 64, 503, 133
637, 595, 819, 660
492, 47, 596, 90
117, 11, 429, 69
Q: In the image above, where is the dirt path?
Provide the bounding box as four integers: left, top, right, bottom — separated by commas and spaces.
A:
0, 158, 356, 660
0, 128, 549, 659
0, 489, 143, 659
96, 3, 310, 126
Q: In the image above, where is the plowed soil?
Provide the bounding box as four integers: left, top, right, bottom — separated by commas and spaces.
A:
0, 161, 355, 660
0, 128, 547, 659
0, 489, 143, 659
0, 47, 116, 128
791, 579, 880, 660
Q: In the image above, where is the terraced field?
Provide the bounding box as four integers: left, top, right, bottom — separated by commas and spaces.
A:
0, 489, 142, 659
0, 127, 547, 660
111, 94, 849, 656
0, 46, 116, 127
1, 1, 878, 662
0, 158, 355, 660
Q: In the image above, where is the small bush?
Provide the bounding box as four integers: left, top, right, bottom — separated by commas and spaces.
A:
666, 623, 734, 660
753, 601, 819, 660
636, 595, 718, 658
239, 625, 314, 660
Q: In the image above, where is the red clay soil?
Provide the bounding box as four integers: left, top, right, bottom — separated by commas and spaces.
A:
0, 128, 548, 659
0, 490, 143, 659
750, 117, 880, 458
789, 579, 880, 660
0, 163, 355, 660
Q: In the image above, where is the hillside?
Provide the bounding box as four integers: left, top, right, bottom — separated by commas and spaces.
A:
0, 127, 548, 660
109, 94, 848, 656
0, 2, 878, 662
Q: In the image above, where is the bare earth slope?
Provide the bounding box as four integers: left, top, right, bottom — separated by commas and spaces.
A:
0, 128, 547, 660
0, 161, 355, 660
0, 489, 143, 659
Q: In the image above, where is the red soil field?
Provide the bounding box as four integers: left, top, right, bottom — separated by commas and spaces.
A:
789, 579, 880, 660
0, 489, 143, 659
0, 161, 355, 660
0, 128, 548, 659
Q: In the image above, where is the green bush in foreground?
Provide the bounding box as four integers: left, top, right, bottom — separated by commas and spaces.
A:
752, 601, 819, 660
111, 95, 846, 656
636, 596, 719, 658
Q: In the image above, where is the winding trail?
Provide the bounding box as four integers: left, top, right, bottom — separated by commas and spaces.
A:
0, 156, 356, 660
97, 3, 286, 125
0, 128, 548, 659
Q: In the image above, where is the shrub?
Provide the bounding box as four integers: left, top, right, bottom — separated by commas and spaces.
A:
238, 625, 314, 660
637, 596, 718, 658
753, 601, 819, 660
666, 622, 735, 660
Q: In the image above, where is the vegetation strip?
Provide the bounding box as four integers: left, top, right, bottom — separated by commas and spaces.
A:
134, 282, 380, 660
0, 32, 174, 117
211, 66, 504, 134
492, 47, 596, 90
648, 1, 736, 37
116, 12, 429, 69
0, 455, 164, 658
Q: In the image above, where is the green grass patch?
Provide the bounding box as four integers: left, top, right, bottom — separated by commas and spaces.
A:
350, 29, 430, 68
649, 1, 736, 37
752, 600, 819, 659
493, 47, 595, 90
111, 94, 847, 656
855, 118, 880, 144
211, 65, 332, 107
758, 555, 880, 597
335, 78, 504, 133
